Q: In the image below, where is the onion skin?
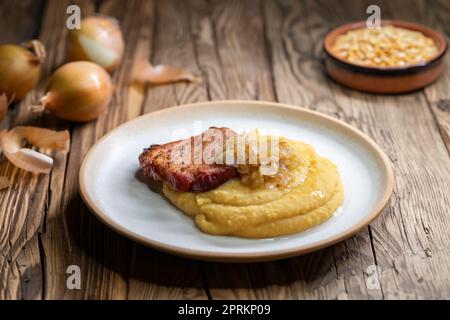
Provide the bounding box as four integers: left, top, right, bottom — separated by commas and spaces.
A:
0, 41, 45, 101
68, 16, 124, 72
41, 61, 113, 122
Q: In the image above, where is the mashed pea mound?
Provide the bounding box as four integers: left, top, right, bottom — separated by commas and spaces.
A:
163, 139, 344, 238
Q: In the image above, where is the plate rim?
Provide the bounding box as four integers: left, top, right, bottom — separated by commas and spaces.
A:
79, 100, 395, 263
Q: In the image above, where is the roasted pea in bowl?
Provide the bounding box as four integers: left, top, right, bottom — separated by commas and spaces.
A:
324, 20, 447, 94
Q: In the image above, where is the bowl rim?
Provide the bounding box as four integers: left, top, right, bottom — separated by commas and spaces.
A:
323, 20, 448, 75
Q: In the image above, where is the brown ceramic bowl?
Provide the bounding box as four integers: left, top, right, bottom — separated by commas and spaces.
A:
324, 20, 447, 94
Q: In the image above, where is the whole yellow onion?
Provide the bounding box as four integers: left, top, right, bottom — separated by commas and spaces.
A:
0, 40, 46, 101
68, 16, 124, 72
39, 61, 113, 122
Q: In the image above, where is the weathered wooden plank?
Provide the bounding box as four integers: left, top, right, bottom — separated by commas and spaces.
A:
41, 0, 151, 299
263, 0, 450, 299
0, 236, 43, 300
379, 0, 450, 299
2, 0, 449, 300
0, 0, 65, 301
188, 0, 228, 100
0, 0, 44, 43
128, 247, 207, 300
270, 0, 382, 299
189, 0, 299, 300
208, 0, 275, 101
422, 0, 450, 153
0, 162, 48, 300
190, 0, 353, 300
127, 0, 209, 300
358, 0, 450, 299
141, 0, 207, 114
379, 0, 450, 212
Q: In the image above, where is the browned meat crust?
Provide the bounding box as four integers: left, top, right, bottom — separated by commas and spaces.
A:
139, 127, 238, 192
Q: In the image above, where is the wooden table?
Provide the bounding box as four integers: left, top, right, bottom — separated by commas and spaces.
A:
1, 0, 450, 300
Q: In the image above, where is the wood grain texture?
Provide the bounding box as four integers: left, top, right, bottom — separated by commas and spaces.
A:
257, 0, 377, 300
209, 0, 275, 101
41, 0, 150, 299
189, 0, 293, 300
127, 0, 208, 300
0, 0, 63, 300
423, 0, 450, 153
0, 0, 44, 43
262, 0, 450, 299
1, 0, 450, 300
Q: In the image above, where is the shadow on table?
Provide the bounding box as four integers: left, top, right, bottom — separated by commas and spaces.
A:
62, 191, 338, 298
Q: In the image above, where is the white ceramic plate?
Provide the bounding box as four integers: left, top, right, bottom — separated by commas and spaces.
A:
80, 100, 394, 262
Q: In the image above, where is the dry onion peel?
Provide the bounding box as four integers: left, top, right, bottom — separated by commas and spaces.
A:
0, 126, 70, 174
22, 40, 46, 64
132, 58, 200, 85
0, 93, 7, 122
